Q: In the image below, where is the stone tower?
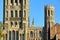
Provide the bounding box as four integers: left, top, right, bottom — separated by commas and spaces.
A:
44, 6, 54, 40
45, 6, 54, 28
3, 0, 29, 40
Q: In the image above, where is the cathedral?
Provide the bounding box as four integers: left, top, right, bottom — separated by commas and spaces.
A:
2, 0, 60, 40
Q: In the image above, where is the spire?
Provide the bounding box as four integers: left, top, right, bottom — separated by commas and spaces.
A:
32, 18, 34, 25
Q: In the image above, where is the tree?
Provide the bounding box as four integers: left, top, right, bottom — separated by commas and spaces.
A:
0, 22, 3, 29
0, 21, 3, 40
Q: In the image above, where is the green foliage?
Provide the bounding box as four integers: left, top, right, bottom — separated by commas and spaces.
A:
0, 22, 3, 29
0, 21, 3, 40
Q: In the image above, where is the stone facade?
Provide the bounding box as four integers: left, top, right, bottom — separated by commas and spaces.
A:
3, 0, 43, 40
3, 0, 60, 40
27, 25, 42, 40
44, 6, 54, 40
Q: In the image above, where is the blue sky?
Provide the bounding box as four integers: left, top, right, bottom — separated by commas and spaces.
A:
0, 0, 60, 27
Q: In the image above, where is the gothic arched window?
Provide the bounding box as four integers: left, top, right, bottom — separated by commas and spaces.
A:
16, 31, 18, 40
15, 0, 18, 5
30, 31, 33, 37
15, 22, 17, 27
11, 22, 13, 27
12, 30, 15, 40
11, 10, 13, 17
48, 10, 50, 16
19, 10, 22, 17
19, 22, 22, 29
11, 0, 13, 5
39, 31, 41, 37
9, 31, 11, 40
15, 10, 18, 17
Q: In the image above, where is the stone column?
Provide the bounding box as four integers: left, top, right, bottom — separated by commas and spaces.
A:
15, 31, 16, 40
13, 10, 15, 18
13, 21, 15, 27
18, 0, 19, 5
18, 32, 20, 40
8, 31, 9, 40
18, 10, 19, 17
17, 22, 19, 28
8, 9, 10, 18
35, 31, 36, 40
11, 31, 12, 40
14, 0, 15, 5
